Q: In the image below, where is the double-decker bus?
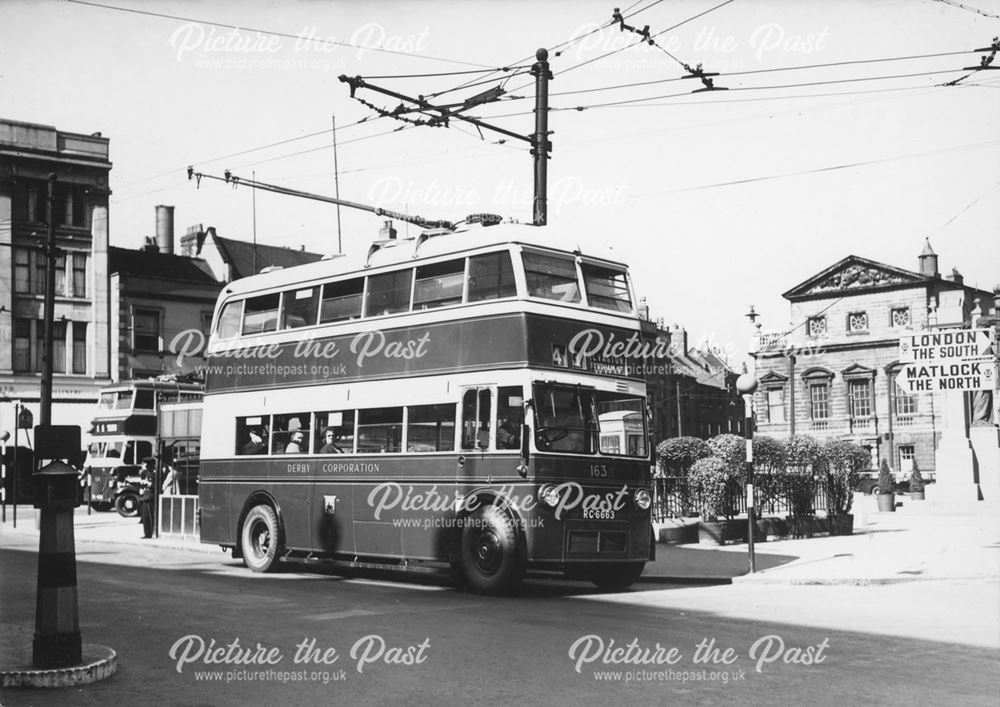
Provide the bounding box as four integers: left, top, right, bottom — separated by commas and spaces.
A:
84, 379, 202, 513
199, 221, 656, 593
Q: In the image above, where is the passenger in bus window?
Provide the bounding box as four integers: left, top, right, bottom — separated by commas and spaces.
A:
319, 428, 343, 454
242, 428, 266, 455
285, 430, 305, 454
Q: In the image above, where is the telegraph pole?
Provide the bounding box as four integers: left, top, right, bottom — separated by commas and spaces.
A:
40, 173, 58, 426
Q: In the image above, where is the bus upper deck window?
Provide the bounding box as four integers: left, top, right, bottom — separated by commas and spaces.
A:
320, 278, 364, 323
414, 259, 464, 309
582, 264, 632, 312
468, 252, 516, 302
365, 270, 413, 316
242, 293, 281, 335
134, 389, 154, 410
281, 287, 319, 329
216, 300, 242, 340
523, 252, 581, 303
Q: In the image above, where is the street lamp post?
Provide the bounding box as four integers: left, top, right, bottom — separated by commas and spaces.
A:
736, 373, 759, 573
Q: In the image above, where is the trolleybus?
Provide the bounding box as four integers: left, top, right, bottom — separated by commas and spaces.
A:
199, 221, 657, 593
84, 379, 202, 513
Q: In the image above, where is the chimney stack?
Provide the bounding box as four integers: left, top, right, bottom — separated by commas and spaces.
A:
670, 324, 688, 356
918, 238, 938, 277
155, 205, 175, 254
949, 267, 963, 286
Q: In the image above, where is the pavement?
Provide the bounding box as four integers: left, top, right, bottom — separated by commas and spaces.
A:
1, 493, 998, 587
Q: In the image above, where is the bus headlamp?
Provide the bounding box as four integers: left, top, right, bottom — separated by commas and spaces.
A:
539, 485, 561, 509
633, 488, 652, 511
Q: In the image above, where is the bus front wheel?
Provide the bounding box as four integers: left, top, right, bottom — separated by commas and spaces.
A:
115, 492, 139, 518
241, 505, 282, 573
460, 506, 523, 595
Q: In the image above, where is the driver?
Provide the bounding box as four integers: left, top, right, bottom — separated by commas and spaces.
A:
497, 414, 520, 449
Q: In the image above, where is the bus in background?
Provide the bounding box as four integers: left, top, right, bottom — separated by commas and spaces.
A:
158, 398, 203, 496
199, 220, 656, 594
84, 379, 202, 514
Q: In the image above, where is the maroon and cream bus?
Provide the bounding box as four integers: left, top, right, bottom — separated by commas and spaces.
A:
198, 222, 655, 593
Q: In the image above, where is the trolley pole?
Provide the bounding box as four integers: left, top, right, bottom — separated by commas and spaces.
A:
531, 48, 551, 226
736, 373, 758, 573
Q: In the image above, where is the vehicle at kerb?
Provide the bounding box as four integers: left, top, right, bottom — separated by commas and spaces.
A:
83, 379, 202, 512
198, 221, 656, 594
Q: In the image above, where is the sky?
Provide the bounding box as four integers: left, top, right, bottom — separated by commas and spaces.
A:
2, 0, 999, 365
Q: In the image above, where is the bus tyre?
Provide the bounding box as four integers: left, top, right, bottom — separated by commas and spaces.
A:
241, 505, 283, 573
589, 562, 645, 592
115, 492, 139, 518
461, 506, 523, 595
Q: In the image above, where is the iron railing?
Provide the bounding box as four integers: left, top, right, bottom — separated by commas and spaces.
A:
652, 473, 833, 522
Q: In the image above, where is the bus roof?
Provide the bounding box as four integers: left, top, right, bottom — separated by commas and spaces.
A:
99, 379, 204, 392
219, 222, 629, 298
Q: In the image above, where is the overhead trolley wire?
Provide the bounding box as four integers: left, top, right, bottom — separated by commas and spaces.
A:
65, 0, 493, 68
631, 138, 1000, 197
549, 68, 968, 111
115, 117, 383, 191
428, 0, 667, 100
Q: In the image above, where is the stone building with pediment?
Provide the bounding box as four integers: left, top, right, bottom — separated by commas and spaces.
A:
751, 241, 997, 484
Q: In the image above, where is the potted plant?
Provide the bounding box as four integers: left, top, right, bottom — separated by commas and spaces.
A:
876, 459, 896, 512
822, 439, 868, 535
689, 457, 741, 544
909, 459, 925, 501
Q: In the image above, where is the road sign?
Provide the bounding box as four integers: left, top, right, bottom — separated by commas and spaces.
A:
899, 327, 993, 363
897, 360, 997, 393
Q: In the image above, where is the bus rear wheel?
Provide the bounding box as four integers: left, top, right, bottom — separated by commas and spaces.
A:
241, 505, 282, 573
460, 506, 523, 595
588, 562, 645, 592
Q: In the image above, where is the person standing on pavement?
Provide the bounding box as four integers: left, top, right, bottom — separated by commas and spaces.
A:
138, 457, 155, 539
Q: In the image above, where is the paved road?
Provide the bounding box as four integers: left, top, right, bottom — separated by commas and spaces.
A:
0, 540, 997, 706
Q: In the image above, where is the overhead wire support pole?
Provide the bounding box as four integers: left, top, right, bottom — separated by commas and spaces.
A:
532, 48, 552, 226
339, 48, 552, 226
338, 75, 528, 143
187, 167, 454, 230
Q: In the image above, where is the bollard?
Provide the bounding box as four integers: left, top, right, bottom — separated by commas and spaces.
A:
32, 460, 82, 668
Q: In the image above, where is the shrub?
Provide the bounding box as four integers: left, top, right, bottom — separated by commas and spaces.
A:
753, 436, 787, 476
784, 435, 823, 472
877, 459, 895, 495
708, 434, 746, 480
688, 457, 734, 522
823, 439, 868, 514
751, 436, 786, 515
909, 458, 925, 493
655, 437, 712, 477
783, 435, 822, 516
